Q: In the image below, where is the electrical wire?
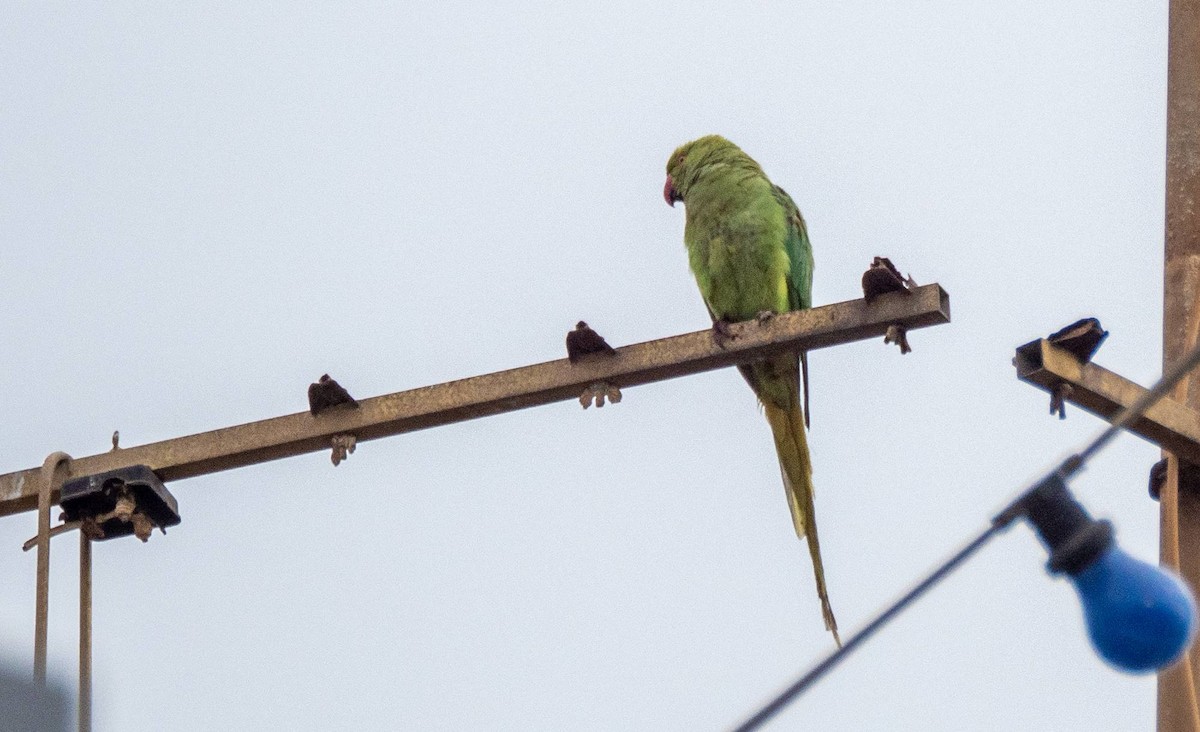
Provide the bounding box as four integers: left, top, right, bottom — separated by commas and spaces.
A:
729, 338, 1200, 732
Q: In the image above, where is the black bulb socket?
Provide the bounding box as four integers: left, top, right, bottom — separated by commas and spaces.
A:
1019, 475, 1114, 576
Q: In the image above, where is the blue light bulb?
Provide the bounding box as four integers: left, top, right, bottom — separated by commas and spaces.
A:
1016, 474, 1198, 673
1071, 545, 1196, 673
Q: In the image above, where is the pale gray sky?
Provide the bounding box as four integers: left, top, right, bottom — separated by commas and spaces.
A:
0, 3, 1173, 730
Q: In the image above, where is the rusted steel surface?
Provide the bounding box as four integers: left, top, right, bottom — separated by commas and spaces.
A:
1014, 339, 1200, 465
1162, 0, 1200, 728
0, 285, 950, 519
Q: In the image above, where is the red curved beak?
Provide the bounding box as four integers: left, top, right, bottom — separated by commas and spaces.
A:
664, 175, 681, 207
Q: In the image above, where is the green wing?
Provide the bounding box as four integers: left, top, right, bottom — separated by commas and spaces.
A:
771, 184, 813, 312
772, 184, 814, 427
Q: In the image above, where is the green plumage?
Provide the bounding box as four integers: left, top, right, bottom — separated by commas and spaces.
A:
665, 135, 838, 645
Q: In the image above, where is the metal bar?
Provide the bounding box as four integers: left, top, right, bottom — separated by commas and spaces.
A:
1013, 339, 1200, 466
1162, 0, 1200, 728
35, 453, 71, 684
78, 534, 91, 732
0, 285, 950, 519
22, 522, 81, 552
34, 467, 51, 683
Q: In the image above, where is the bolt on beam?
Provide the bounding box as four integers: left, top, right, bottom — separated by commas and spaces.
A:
1014, 338, 1200, 466
0, 284, 950, 519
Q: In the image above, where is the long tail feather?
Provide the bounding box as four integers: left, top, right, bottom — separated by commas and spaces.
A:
763, 395, 840, 646
800, 351, 811, 429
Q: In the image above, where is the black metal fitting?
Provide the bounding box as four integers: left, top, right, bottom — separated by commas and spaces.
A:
1017, 474, 1114, 576
59, 465, 180, 541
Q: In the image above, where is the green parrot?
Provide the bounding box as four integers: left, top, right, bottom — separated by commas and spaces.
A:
664, 135, 839, 645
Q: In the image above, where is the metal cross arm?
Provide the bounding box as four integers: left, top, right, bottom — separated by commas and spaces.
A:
0, 284, 949, 519
1014, 338, 1200, 466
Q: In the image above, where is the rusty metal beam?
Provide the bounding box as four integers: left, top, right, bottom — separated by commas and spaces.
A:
1013, 339, 1200, 466
0, 284, 950, 519
1162, 0, 1200, 727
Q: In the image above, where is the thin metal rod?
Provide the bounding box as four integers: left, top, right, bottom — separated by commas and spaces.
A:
34, 469, 52, 683
730, 525, 1002, 732
35, 452, 71, 684
78, 534, 91, 732
22, 522, 82, 552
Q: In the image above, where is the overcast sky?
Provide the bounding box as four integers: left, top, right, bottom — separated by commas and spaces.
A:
0, 3, 1176, 730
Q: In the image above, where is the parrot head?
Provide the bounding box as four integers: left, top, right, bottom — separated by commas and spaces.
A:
664, 134, 761, 207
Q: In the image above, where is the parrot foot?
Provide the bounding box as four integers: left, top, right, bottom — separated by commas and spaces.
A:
330, 434, 357, 466
884, 324, 912, 354
755, 310, 776, 324
579, 381, 622, 409
1049, 383, 1073, 420
711, 320, 736, 348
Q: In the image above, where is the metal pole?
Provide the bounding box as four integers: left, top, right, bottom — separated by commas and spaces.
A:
34, 478, 51, 684
1160, 0, 1200, 728
35, 452, 71, 684
78, 533, 91, 732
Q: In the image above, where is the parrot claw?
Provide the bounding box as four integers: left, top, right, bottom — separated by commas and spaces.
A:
1050, 383, 1073, 420
711, 320, 736, 348
884, 324, 912, 354
579, 382, 622, 409
330, 434, 357, 466
755, 310, 776, 324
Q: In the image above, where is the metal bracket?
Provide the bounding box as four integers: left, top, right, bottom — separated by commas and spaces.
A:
1014, 338, 1200, 466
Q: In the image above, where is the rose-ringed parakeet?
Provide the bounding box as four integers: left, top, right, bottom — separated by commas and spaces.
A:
664, 135, 839, 644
